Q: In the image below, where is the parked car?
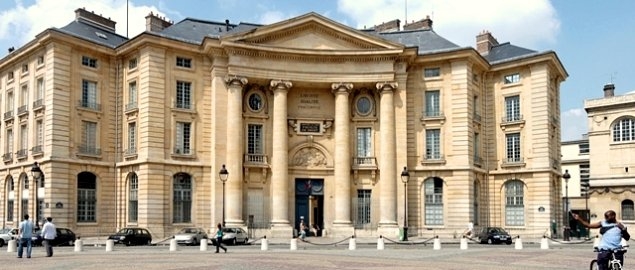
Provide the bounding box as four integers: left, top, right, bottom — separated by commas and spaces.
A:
32, 227, 76, 246
0, 228, 18, 247
477, 227, 513, 245
108, 228, 152, 246
211, 227, 248, 245
174, 227, 207, 246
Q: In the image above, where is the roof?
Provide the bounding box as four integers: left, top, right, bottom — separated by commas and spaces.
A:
364, 29, 462, 54
57, 19, 128, 48
157, 18, 260, 45
483, 42, 538, 64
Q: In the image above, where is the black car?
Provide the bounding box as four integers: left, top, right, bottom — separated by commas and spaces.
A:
108, 227, 152, 246
477, 227, 513, 245
32, 227, 76, 246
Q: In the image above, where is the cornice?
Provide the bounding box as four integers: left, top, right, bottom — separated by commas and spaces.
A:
223, 45, 401, 63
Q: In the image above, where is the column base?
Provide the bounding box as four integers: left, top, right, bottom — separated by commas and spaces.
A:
224, 219, 245, 228
327, 223, 355, 238
269, 224, 293, 239
377, 223, 399, 239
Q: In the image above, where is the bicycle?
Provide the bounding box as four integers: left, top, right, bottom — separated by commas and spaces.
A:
590, 247, 627, 270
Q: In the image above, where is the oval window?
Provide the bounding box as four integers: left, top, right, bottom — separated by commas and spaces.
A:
248, 93, 263, 112
356, 96, 372, 116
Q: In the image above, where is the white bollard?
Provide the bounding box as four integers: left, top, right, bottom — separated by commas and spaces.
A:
514, 236, 523, 250
348, 236, 357, 250
200, 239, 208, 251
460, 237, 468, 250
74, 239, 84, 252
261, 237, 269, 251
290, 238, 298, 250
7, 239, 16, 252
540, 236, 549, 249
169, 239, 178, 251
377, 236, 385, 250
433, 236, 441, 250
105, 240, 114, 252
593, 235, 600, 250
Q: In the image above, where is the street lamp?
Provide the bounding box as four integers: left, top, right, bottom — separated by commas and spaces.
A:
30, 162, 42, 227
401, 166, 410, 241
562, 169, 571, 241
218, 164, 228, 228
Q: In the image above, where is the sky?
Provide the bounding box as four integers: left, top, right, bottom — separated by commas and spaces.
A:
0, 0, 634, 141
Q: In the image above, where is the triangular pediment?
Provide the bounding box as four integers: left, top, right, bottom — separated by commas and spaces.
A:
222, 12, 403, 52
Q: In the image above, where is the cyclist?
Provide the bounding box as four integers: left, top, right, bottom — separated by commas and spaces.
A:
573, 210, 630, 270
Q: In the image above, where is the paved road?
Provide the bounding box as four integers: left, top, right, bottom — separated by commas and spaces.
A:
1, 241, 606, 270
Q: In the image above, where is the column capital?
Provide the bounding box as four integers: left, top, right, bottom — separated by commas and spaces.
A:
376, 81, 398, 94
270, 79, 293, 92
224, 75, 248, 88
331, 82, 354, 95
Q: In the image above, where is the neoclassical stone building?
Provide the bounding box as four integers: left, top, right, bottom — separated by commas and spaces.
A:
0, 8, 567, 239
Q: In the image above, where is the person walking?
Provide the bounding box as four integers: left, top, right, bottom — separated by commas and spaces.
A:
17, 214, 34, 258
41, 217, 57, 257
573, 210, 630, 270
214, 223, 227, 253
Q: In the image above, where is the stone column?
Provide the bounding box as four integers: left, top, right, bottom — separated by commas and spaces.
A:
223, 75, 248, 226
331, 83, 354, 235
376, 82, 399, 231
270, 79, 293, 237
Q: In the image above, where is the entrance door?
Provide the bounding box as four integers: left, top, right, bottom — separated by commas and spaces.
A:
295, 179, 323, 236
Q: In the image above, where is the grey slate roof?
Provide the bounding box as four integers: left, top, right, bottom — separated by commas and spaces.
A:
483, 42, 538, 64
157, 18, 260, 45
57, 18, 128, 48
368, 29, 462, 54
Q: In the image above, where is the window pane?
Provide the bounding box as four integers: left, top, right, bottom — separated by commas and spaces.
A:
247, 124, 263, 154
357, 128, 372, 157
425, 91, 440, 116
425, 129, 440, 159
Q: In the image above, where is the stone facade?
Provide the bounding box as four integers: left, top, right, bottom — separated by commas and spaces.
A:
0, 9, 567, 239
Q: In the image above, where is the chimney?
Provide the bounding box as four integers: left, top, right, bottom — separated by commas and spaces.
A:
75, 8, 116, 33
373, 19, 401, 33
225, 19, 230, 31
145, 11, 173, 32
403, 15, 433, 31
603, 83, 615, 97
476, 30, 499, 55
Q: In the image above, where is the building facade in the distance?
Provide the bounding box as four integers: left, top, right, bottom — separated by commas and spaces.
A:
0, 8, 567, 239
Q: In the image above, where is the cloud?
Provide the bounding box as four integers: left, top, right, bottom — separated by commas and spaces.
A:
0, 0, 167, 48
561, 108, 588, 141
337, 0, 560, 49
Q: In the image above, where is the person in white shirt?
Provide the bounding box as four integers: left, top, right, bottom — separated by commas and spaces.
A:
41, 217, 57, 257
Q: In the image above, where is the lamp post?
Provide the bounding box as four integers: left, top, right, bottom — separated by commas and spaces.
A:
401, 166, 410, 241
30, 162, 42, 227
562, 169, 571, 241
219, 164, 228, 228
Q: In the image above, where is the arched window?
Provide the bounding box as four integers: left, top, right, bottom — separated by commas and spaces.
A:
128, 173, 138, 222
613, 117, 635, 142
77, 172, 97, 222
173, 173, 192, 223
505, 180, 524, 226
20, 174, 28, 218
622, 200, 634, 220
473, 181, 480, 225
6, 178, 14, 222
424, 177, 443, 225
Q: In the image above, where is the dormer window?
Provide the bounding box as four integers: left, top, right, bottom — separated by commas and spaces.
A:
176, 57, 192, 68
82, 56, 98, 68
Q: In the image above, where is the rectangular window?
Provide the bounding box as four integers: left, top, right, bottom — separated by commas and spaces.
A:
356, 128, 372, 157
506, 133, 521, 163
19, 124, 27, 153
81, 56, 97, 68
7, 91, 14, 111
175, 122, 191, 154
247, 124, 263, 154
356, 190, 371, 226
578, 142, 589, 155
504, 95, 521, 122
35, 120, 43, 150
37, 55, 44, 66
176, 81, 191, 109
424, 179, 443, 225
424, 67, 441, 78
6, 129, 13, 154
127, 81, 137, 110
77, 188, 96, 222
128, 58, 137, 69
22, 64, 28, 74
8, 71, 14, 81
20, 84, 28, 107
580, 163, 590, 196
81, 80, 98, 110
176, 57, 192, 68
424, 90, 440, 117
128, 122, 136, 153
21, 199, 28, 218
474, 132, 480, 162
6, 200, 13, 221
505, 181, 524, 226
504, 73, 520, 84
425, 129, 441, 160
36, 78, 44, 100
82, 121, 98, 153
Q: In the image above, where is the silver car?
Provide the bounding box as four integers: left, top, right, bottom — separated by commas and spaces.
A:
0, 228, 18, 247
174, 227, 208, 246
213, 227, 248, 245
